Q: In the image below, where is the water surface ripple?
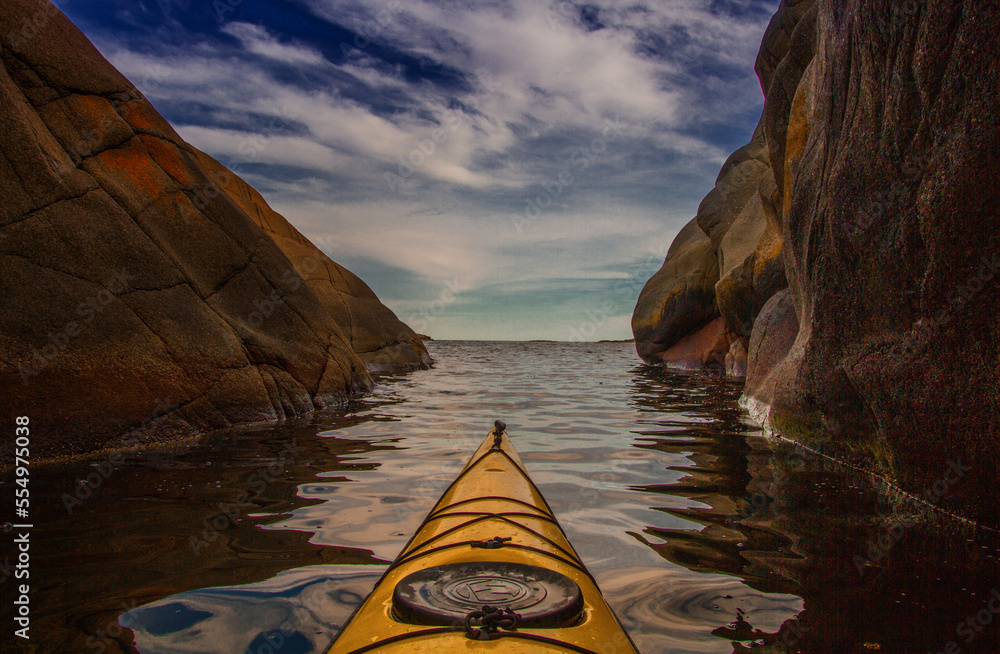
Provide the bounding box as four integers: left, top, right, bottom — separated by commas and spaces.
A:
6, 342, 1000, 653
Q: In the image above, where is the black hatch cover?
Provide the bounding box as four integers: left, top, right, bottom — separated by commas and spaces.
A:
392, 561, 584, 628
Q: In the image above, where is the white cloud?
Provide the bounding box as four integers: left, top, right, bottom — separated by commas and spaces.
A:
278, 192, 680, 298
174, 125, 356, 172
220, 22, 327, 66
80, 0, 775, 339
283, 198, 489, 288
651, 130, 731, 163
303, 0, 771, 127
305, 0, 684, 130
99, 0, 764, 198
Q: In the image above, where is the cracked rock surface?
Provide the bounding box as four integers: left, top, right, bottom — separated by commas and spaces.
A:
0, 0, 428, 458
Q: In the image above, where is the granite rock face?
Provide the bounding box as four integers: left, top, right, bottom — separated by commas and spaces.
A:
635, 0, 999, 522
631, 217, 722, 366
750, 0, 1000, 521
192, 152, 431, 375
0, 0, 428, 458
632, 0, 815, 366
632, 123, 782, 369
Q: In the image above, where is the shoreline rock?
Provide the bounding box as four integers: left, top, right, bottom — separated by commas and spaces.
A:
0, 0, 428, 458
633, 0, 1000, 524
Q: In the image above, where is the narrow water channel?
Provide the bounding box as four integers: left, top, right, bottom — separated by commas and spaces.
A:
5, 341, 999, 653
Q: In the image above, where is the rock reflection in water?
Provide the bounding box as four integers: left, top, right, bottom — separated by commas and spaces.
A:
6, 343, 999, 654
627, 365, 1000, 653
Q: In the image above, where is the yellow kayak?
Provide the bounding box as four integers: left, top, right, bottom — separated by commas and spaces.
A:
326, 421, 639, 653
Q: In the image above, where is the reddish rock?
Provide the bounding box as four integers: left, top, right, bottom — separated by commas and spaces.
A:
743, 289, 798, 415
724, 338, 749, 378
633, 94, 786, 362
632, 128, 775, 364
636, 0, 1000, 522
0, 0, 427, 458
759, 0, 1000, 523
741, 0, 1000, 523
657, 317, 736, 371
632, 218, 720, 363
192, 152, 431, 374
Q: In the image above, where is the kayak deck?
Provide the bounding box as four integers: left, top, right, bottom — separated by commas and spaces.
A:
325, 423, 638, 653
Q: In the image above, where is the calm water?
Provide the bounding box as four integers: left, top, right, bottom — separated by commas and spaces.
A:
5, 341, 1000, 653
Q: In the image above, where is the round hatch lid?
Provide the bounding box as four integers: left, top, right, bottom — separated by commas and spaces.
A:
392, 561, 584, 628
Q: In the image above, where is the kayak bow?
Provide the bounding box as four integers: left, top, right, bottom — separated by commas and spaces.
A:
326, 421, 639, 653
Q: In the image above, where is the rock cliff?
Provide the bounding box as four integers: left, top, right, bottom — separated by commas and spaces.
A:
191, 152, 431, 375
0, 0, 429, 458
634, 0, 999, 523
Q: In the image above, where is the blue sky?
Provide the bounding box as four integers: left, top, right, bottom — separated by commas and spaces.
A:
60, 0, 779, 341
